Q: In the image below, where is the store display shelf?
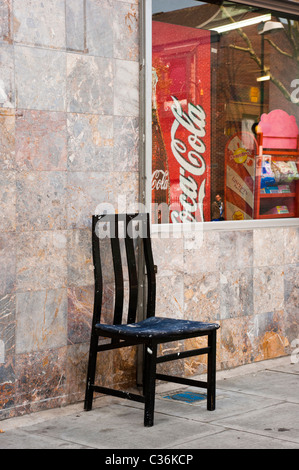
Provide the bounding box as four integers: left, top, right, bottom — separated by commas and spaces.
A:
259, 212, 295, 219
254, 128, 299, 220
260, 193, 296, 198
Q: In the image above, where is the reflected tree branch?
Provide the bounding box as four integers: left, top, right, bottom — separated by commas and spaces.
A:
221, 5, 298, 105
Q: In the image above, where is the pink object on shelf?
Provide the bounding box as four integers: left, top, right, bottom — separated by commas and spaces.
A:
259, 110, 298, 149
265, 205, 289, 215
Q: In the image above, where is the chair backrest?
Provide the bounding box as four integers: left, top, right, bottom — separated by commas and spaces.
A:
92, 213, 156, 326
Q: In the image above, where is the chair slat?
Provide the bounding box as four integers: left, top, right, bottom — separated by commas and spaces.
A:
125, 215, 138, 324
92, 216, 103, 324
110, 215, 124, 325
143, 214, 156, 318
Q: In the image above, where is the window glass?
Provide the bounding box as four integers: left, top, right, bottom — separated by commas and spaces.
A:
151, 0, 299, 223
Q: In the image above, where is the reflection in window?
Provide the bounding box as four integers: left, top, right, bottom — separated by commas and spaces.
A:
151, 0, 299, 223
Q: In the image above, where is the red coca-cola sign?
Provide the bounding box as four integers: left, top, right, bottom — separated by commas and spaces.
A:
152, 21, 211, 223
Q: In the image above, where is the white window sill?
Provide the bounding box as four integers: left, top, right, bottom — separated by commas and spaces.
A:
151, 217, 299, 233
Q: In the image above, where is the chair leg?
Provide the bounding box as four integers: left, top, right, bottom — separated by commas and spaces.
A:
84, 335, 98, 411
207, 329, 217, 411
143, 342, 157, 427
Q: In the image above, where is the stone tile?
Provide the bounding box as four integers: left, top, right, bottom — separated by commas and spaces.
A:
67, 113, 113, 171
93, 348, 116, 388
253, 266, 284, 315
16, 289, 67, 354
114, 59, 139, 116
0, 428, 89, 449
67, 171, 138, 229
65, 342, 89, 404
113, 116, 139, 171
220, 316, 253, 369
0, 43, 14, 107
218, 367, 299, 403
184, 231, 220, 273
67, 286, 93, 345
66, 0, 85, 52
182, 228, 205, 251
247, 310, 287, 361
67, 54, 113, 114
67, 229, 93, 287
156, 388, 281, 424
184, 272, 220, 322
16, 231, 67, 292
95, 237, 115, 285
112, 345, 137, 389
157, 340, 185, 378
15, 46, 66, 111
172, 428, 298, 449
152, 236, 183, 277
183, 335, 209, 376
100, 283, 116, 325
214, 402, 299, 444
113, 2, 139, 61
284, 264, 299, 344
284, 264, 299, 317
115, 173, 139, 215
15, 110, 67, 171
0, 107, 14, 169
284, 227, 299, 265
0, 351, 16, 419
219, 230, 253, 271
0, 292, 15, 358
0, 0, 12, 43
0, 170, 16, 231
16, 171, 67, 231
13, 0, 66, 49
0, 232, 16, 295
220, 268, 253, 319
17, 404, 221, 448
86, 0, 113, 58
253, 227, 285, 267
67, 172, 111, 229
155, 275, 184, 319
15, 347, 67, 411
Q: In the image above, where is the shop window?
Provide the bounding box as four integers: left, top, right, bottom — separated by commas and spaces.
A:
151, 0, 299, 223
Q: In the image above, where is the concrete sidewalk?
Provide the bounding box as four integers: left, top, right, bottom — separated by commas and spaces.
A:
1, 356, 298, 449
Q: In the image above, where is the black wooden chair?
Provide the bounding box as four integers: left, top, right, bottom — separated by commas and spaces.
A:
84, 213, 220, 426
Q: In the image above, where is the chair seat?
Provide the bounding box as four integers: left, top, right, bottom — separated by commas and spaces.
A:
95, 316, 219, 340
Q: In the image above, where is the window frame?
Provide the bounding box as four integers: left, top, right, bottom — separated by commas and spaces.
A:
141, 0, 299, 232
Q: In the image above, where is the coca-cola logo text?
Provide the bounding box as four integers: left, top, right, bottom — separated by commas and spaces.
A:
170, 96, 207, 223
152, 170, 169, 190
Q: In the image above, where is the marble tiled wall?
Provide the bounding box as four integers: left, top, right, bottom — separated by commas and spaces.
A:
152, 227, 299, 375
0, 0, 298, 420
0, 0, 139, 419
